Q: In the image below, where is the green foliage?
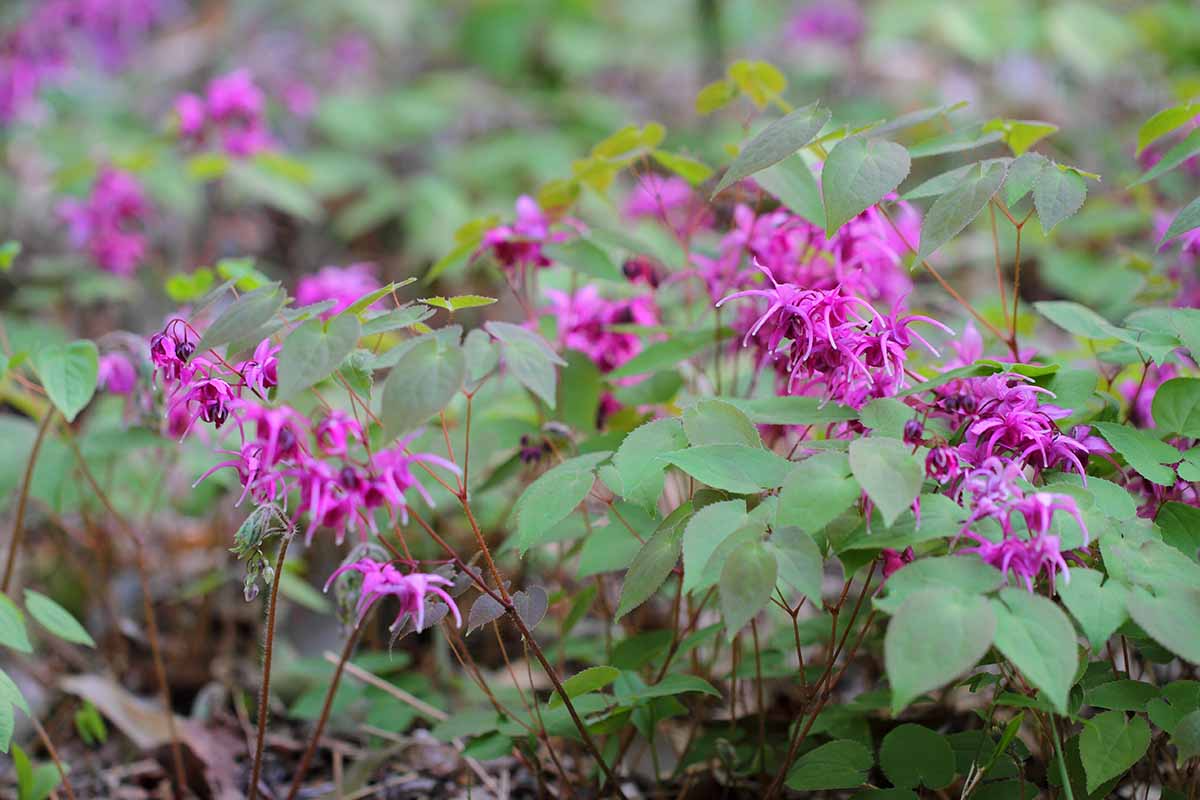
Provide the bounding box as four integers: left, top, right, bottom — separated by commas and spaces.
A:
879, 724, 955, 789
786, 739, 873, 791
615, 504, 689, 620
275, 314, 361, 401
24, 590, 95, 647
33, 340, 97, 423
1079, 711, 1150, 793
379, 334, 465, 439
847, 437, 923, 526
194, 283, 285, 355
990, 588, 1078, 714
485, 321, 565, 408
822, 137, 911, 235
514, 451, 609, 552
917, 160, 1008, 261
658, 444, 791, 494
712, 102, 831, 197
718, 538, 776, 637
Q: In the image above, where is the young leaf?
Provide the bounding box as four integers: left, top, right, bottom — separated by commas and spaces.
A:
885, 589, 996, 713
766, 525, 823, 601
990, 588, 1078, 714
848, 437, 922, 526
1130, 127, 1200, 186
1138, 102, 1200, 154
917, 160, 1008, 261
549, 666, 620, 708
712, 102, 832, 197
1078, 711, 1150, 793
1033, 165, 1087, 234
695, 79, 735, 115
379, 335, 465, 439
1002, 152, 1048, 206
983, 118, 1059, 156
755, 155, 825, 228
32, 340, 98, 423
486, 321, 566, 409
650, 150, 713, 185
718, 538, 776, 638
275, 314, 361, 401
24, 590, 94, 647
418, 295, 498, 313
0, 241, 21, 271
822, 137, 911, 235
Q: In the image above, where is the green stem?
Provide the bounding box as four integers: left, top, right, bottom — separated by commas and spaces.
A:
1052, 716, 1076, 800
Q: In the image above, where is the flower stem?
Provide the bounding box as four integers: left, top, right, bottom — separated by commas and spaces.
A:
285, 623, 361, 800
248, 534, 292, 800
1052, 715, 1076, 800
2, 409, 56, 595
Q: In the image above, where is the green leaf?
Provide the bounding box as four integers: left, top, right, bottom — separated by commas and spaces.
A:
379, 335, 465, 439
1157, 502, 1200, 561
1131, 128, 1200, 187
32, 340, 98, 423
848, 437, 922, 526
0, 703, 11, 754
695, 79, 735, 114
361, 306, 435, 336
778, 452, 859, 533
1091, 422, 1180, 487
277, 570, 332, 613
0, 668, 28, 715
727, 60, 787, 109
990, 588, 1078, 714
984, 118, 1058, 156
274, 314, 361, 401
859, 397, 917, 439
557, 349, 602, 433
1127, 586, 1200, 663
0, 596, 32, 653
514, 452, 610, 552
1152, 378, 1200, 438
1085, 680, 1160, 711
879, 724, 956, 790
917, 160, 1008, 262
486, 321, 565, 408
216, 257, 273, 292
767, 525, 823, 601
682, 399, 761, 448
786, 739, 873, 791
650, 150, 713, 185
418, 295, 497, 312
615, 509, 687, 620
1003, 152, 1048, 206
610, 418, 688, 511
1171, 710, 1200, 765
682, 500, 748, 595
608, 327, 729, 379
875, 555, 1004, 614
907, 125, 1003, 158
822, 137, 911, 235
885, 589, 995, 712
542, 239, 623, 282
756, 155, 825, 228
712, 102, 832, 197
1138, 103, 1200, 154
658, 444, 791, 494
195, 284, 285, 355
549, 666, 620, 708
1058, 568, 1128, 650
164, 268, 215, 302
23, 590, 94, 647
718, 538, 776, 638
620, 672, 722, 702
1033, 165, 1087, 234
1078, 711, 1150, 793
0, 241, 21, 271
1162, 196, 1200, 244
903, 159, 1009, 201
719, 395, 857, 426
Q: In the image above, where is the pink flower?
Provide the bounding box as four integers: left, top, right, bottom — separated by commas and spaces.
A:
881, 546, 914, 579
295, 263, 381, 319
324, 558, 461, 633
97, 352, 137, 394
788, 1, 865, 47
624, 174, 712, 237
478, 195, 575, 274
171, 69, 273, 158
959, 532, 1073, 593
174, 92, 206, 139
543, 286, 660, 374
58, 167, 151, 276
236, 338, 280, 395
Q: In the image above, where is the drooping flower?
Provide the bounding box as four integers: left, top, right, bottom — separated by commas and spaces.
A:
97, 352, 138, 394
295, 263, 381, 319
624, 173, 712, 237
880, 546, 914, 579
478, 195, 576, 274
58, 167, 151, 275
324, 558, 462, 633
959, 531, 1073, 593
544, 286, 660, 374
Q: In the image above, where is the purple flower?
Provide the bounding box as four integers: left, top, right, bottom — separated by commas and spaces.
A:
543, 286, 660, 374
295, 263, 382, 319
479, 195, 577, 274
788, 1, 865, 47
959, 532, 1073, 593
97, 352, 137, 394
58, 167, 151, 275
324, 558, 461, 633
880, 546, 914, 579
925, 444, 960, 483
624, 174, 712, 237
171, 69, 273, 158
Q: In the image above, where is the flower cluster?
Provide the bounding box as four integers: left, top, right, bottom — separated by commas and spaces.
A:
150, 319, 457, 544
174, 69, 273, 157
624, 174, 713, 238
544, 286, 660, 374
324, 557, 461, 633
718, 263, 949, 408
956, 457, 1088, 592
98, 351, 138, 394
1, 0, 167, 121
58, 167, 152, 275
788, 1, 865, 47
296, 263, 383, 319
479, 196, 576, 275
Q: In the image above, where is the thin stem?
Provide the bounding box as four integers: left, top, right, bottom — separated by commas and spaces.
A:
1010, 222, 1025, 359
2, 409, 56, 594
1051, 716, 1076, 800
285, 624, 362, 800
751, 618, 767, 778
62, 432, 187, 797
31, 715, 77, 800
248, 534, 292, 800
989, 203, 1010, 331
